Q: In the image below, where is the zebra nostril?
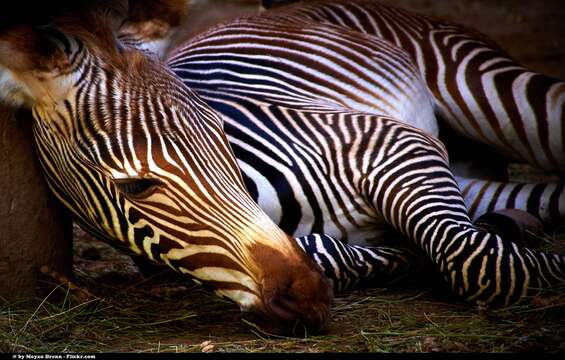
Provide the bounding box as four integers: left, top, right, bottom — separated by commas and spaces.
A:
260, 290, 330, 336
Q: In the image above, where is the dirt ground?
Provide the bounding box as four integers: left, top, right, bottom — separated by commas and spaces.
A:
0, 225, 561, 353
2, 0, 564, 354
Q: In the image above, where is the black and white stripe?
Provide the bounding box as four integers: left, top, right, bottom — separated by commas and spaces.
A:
25, 27, 329, 312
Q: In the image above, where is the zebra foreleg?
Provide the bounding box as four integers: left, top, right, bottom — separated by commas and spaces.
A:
295, 234, 419, 293
363, 121, 565, 307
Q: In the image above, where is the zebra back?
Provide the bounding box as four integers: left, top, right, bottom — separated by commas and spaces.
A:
257, 0, 565, 171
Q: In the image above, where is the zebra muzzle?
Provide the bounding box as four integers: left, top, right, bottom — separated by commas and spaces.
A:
248, 240, 334, 335
247, 280, 332, 336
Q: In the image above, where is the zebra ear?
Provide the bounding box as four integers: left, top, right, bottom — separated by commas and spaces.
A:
118, 0, 189, 59
0, 24, 70, 108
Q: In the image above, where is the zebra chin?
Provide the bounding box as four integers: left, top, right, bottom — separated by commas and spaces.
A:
178, 234, 333, 335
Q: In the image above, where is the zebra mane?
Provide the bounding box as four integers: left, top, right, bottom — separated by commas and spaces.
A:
53, 0, 128, 59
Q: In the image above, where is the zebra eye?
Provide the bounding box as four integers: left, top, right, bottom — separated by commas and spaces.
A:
114, 178, 161, 198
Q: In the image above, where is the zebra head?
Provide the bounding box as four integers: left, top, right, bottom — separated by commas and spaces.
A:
0, 1, 332, 333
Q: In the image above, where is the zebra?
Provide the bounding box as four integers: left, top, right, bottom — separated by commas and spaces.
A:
0, 0, 338, 333
119, 0, 565, 308
162, 0, 565, 302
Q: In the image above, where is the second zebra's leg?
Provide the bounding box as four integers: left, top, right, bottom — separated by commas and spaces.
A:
456, 176, 565, 224
362, 118, 565, 307
455, 176, 565, 247
295, 234, 421, 293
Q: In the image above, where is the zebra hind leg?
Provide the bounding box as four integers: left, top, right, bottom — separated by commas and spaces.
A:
455, 176, 565, 225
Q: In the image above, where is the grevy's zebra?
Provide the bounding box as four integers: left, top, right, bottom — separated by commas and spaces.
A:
0, 1, 335, 333
149, 2, 565, 306
159, 3, 565, 226
0, 0, 561, 336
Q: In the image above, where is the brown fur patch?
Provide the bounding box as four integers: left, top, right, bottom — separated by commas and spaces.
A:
250, 239, 333, 327
120, 0, 190, 42
121, 20, 173, 42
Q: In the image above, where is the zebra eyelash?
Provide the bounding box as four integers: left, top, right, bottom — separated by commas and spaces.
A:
114, 178, 162, 198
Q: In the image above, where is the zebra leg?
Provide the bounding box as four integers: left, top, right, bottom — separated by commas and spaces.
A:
456, 176, 565, 224
363, 120, 565, 307
295, 234, 419, 293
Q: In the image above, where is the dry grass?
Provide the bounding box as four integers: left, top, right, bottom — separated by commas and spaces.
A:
1, 226, 564, 353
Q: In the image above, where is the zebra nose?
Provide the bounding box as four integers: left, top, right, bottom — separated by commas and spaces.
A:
246, 238, 333, 335
257, 256, 333, 335
263, 276, 333, 335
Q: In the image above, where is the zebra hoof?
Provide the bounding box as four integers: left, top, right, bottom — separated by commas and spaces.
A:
474, 209, 543, 248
